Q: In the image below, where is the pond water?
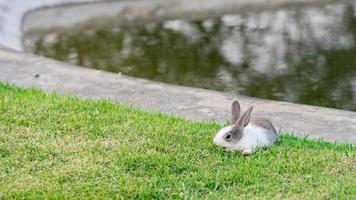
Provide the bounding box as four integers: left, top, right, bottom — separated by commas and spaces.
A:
26, 2, 356, 111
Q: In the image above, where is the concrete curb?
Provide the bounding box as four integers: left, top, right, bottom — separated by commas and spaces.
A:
0, 0, 355, 144
1, 49, 355, 144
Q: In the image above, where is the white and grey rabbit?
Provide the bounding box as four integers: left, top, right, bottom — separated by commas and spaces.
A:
213, 100, 278, 155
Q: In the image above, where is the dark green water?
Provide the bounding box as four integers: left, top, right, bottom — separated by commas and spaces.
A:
27, 2, 356, 111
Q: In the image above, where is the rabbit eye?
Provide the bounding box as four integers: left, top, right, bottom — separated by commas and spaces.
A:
225, 134, 232, 141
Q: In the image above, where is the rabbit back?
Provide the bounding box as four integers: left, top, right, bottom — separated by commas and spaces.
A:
234, 118, 278, 150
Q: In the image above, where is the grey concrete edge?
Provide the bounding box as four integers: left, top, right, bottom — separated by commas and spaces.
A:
0, 0, 355, 144
1, 49, 355, 144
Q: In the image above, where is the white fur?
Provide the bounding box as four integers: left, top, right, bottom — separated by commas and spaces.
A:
213, 124, 272, 151
234, 124, 271, 150
213, 125, 234, 148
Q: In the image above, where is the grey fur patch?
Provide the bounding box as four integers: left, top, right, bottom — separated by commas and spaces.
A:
251, 117, 279, 142
225, 126, 243, 144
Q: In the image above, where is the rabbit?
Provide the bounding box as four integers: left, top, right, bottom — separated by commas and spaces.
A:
213, 100, 279, 155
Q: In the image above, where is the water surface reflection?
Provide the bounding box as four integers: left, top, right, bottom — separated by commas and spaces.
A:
27, 2, 356, 111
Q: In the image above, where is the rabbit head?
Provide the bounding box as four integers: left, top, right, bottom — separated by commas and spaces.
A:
213, 100, 253, 149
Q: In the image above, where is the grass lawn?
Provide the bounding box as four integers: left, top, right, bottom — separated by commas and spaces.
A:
0, 82, 355, 199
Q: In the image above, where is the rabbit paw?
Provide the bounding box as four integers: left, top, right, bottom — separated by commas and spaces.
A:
242, 149, 252, 156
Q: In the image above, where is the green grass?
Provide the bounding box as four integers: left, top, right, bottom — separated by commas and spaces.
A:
0, 83, 355, 199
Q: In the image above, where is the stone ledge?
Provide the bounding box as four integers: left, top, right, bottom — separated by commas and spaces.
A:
0, 0, 355, 144
0, 49, 355, 144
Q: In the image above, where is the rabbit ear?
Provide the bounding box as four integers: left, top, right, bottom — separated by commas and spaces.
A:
236, 106, 253, 127
231, 100, 241, 125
